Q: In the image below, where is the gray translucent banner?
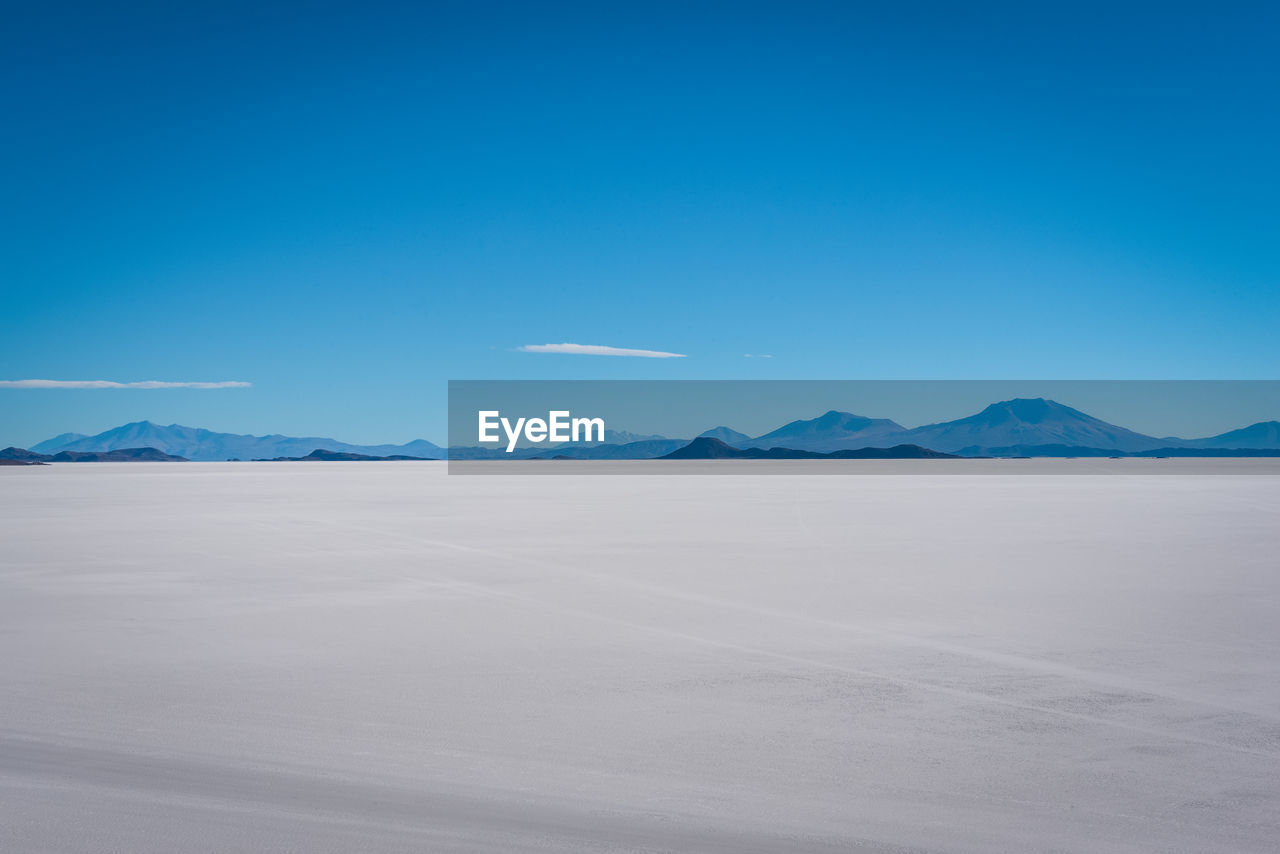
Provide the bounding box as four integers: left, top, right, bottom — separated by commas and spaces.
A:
447, 380, 1280, 474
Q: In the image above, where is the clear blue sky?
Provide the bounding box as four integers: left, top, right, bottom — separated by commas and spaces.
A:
3, 1, 1277, 447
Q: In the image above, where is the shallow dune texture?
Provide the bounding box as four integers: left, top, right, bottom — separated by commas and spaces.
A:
2, 463, 1278, 853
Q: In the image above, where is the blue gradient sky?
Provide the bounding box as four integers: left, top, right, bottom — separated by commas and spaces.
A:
3, 2, 1278, 446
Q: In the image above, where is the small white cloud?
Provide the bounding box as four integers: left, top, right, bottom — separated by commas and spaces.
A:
743, 354, 773, 359
0, 380, 252, 389
516, 343, 686, 358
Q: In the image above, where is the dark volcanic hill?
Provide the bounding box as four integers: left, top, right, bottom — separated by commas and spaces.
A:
661, 437, 957, 460
662, 437, 747, 459
0, 447, 49, 461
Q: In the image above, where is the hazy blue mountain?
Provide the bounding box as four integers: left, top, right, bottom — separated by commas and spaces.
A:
30, 432, 88, 453
898, 398, 1171, 454
748, 410, 908, 452
697, 426, 753, 446
1181, 421, 1280, 449
362, 439, 443, 458
549, 428, 670, 446
35, 421, 444, 462
596, 429, 669, 445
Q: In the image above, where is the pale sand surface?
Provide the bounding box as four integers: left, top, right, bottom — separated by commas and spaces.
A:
1, 462, 1278, 852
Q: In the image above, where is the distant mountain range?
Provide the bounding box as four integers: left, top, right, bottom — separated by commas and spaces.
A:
28, 421, 444, 462
14, 400, 1280, 463
705, 399, 1280, 455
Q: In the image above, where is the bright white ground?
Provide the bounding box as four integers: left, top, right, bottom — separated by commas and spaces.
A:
1, 462, 1278, 853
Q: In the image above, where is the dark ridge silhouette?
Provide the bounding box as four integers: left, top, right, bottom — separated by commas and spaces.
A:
0, 447, 48, 461
1, 446, 186, 462
956, 444, 1280, 458
447, 438, 687, 460
661, 437, 957, 460
256, 449, 433, 461
51, 447, 188, 462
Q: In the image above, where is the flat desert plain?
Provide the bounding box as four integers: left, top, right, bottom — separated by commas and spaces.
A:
2, 462, 1278, 853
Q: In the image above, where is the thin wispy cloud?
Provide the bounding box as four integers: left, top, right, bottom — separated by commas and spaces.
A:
743, 353, 773, 358
0, 380, 252, 389
516, 343, 686, 358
